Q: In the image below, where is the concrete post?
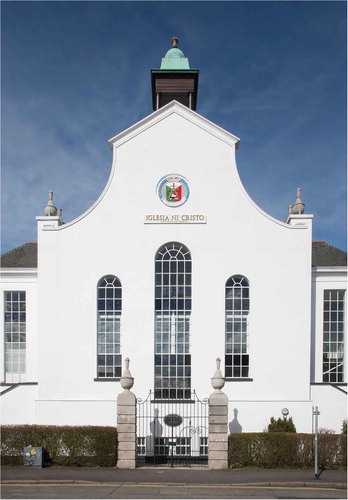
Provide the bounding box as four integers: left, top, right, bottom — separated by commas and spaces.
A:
208, 358, 228, 470
117, 358, 137, 469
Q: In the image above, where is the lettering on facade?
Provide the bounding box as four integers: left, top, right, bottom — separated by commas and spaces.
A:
144, 215, 207, 224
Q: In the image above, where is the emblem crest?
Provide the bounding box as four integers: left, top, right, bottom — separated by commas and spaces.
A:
157, 175, 190, 207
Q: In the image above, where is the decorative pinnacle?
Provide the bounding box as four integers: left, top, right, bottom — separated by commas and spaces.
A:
290, 187, 305, 215
120, 357, 134, 391
211, 357, 225, 391
171, 36, 178, 48
44, 190, 57, 217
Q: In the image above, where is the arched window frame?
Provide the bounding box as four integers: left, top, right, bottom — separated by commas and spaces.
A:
96, 275, 122, 379
154, 242, 192, 399
225, 275, 250, 379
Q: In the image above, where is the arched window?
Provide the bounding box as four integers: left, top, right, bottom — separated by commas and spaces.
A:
225, 275, 250, 378
154, 242, 192, 399
97, 275, 122, 378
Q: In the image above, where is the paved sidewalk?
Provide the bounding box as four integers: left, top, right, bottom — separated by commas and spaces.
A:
1, 466, 347, 490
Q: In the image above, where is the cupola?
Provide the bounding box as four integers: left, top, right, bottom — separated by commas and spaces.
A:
151, 37, 199, 110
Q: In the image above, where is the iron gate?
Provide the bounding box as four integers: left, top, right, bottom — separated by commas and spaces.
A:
137, 390, 208, 467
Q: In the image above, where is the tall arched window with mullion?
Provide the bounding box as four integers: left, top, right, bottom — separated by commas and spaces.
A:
97, 275, 122, 378
225, 275, 250, 378
155, 242, 192, 399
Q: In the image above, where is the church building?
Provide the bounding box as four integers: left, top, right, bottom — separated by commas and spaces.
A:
1, 39, 346, 438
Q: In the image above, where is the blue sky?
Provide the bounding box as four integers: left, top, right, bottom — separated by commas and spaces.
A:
1, 1, 347, 254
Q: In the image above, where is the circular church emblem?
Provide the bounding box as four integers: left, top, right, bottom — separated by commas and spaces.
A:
157, 175, 190, 207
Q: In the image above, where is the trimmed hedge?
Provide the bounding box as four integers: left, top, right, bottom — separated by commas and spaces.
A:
1, 425, 117, 467
229, 433, 347, 469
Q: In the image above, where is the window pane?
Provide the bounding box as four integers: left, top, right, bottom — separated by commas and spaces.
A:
4, 291, 26, 375
225, 276, 249, 378
154, 243, 192, 399
97, 276, 122, 378
322, 290, 345, 383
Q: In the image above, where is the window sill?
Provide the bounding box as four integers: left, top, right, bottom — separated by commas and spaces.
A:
225, 378, 253, 382
150, 399, 196, 404
311, 382, 347, 386
94, 378, 121, 382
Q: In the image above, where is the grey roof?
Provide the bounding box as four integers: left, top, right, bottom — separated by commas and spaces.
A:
312, 241, 347, 267
1, 241, 346, 269
1, 243, 38, 268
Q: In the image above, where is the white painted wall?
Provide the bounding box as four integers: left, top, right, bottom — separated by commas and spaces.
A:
1, 102, 345, 432
31, 102, 313, 426
1, 384, 37, 425
310, 384, 346, 433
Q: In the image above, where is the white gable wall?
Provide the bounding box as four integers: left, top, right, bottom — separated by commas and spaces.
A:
32, 104, 314, 427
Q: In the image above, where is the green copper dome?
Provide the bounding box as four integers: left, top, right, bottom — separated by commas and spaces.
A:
160, 38, 190, 70
164, 48, 186, 58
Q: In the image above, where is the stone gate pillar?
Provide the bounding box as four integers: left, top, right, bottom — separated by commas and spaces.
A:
117, 358, 137, 469
208, 358, 228, 470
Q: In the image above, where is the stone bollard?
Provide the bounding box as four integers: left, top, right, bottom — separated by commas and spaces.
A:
208, 358, 228, 470
117, 358, 137, 469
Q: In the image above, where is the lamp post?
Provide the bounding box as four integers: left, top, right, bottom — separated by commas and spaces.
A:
312, 406, 320, 478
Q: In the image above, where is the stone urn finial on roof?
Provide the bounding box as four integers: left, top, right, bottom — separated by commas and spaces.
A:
120, 357, 134, 391
211, 357, 225, 391
44, 191, 57, 217
290, 187, 305, 215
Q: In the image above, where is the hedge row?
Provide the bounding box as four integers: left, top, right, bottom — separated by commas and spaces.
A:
2, 426, 346, 469
229, 433, 347, 469
1, 425, 117, 467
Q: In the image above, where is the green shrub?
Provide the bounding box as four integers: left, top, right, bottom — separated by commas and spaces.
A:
342, 419, 347, 435
1, 425, 117, 467
228, 433, 347, 469
267, 416, 296, 433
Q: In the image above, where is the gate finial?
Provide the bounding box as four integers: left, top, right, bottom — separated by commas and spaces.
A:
120, 357, 134, 391
211, 357, 225, 391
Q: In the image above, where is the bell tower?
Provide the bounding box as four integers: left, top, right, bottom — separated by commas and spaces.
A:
151, 37, 199, 111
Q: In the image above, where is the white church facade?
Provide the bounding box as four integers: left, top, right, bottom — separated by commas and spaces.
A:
1, 39, 346, 435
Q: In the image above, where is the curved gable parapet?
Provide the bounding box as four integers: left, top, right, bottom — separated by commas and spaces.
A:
237, 179, 313, 230
40, 101, 311, 233
41, 102, 241, 232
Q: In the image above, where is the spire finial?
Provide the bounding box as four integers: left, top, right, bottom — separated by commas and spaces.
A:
171, 36, 178, 48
